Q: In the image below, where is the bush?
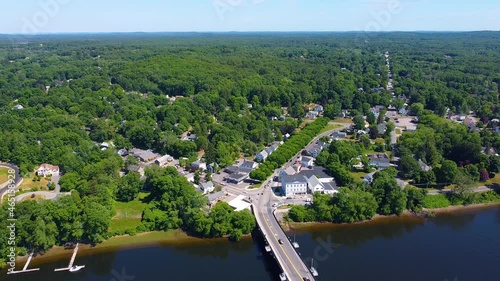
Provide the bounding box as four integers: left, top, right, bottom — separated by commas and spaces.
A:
126, 228, 137, 236
422, 194, 451, 209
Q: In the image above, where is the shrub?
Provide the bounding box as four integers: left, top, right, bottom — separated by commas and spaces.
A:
422, 194, 451, 209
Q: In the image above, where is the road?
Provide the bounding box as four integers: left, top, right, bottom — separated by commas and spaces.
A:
248, 125, 349, 280
427, 185, 499, 195
0, 163, 22, 199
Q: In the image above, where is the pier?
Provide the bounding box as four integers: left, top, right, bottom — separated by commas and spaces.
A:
7, 253, 40, 275
54, 243, 85, 272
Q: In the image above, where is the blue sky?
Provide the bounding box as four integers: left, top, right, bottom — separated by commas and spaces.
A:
1, 0, 499, 33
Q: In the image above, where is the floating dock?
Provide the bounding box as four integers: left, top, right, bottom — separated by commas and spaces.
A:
7, 253, 40, 275
54, 243, 84, 272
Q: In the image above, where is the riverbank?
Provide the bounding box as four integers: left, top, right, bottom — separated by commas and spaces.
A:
14, 229, 239, 265
281, 202, 500, 231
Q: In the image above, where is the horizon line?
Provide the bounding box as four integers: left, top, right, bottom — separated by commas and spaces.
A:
1, 30, 500, 36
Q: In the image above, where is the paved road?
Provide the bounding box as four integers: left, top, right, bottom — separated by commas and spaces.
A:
15, 191, 71, 202
427, 185, 499, 195
0, 163, 22, 198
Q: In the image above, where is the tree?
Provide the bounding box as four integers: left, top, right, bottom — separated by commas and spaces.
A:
452, 173, 475, 204
479, 169, 490, 182
398, 155, 421, 179
405, 187, 426, 213
409, 103, 425, 116
414, 170, 436, 187
366, 112, 376, 125
372, 174, 407, 215
116, 172, 142, 202
353, 115, 366, 130
194, 171, 201, 185
331, 188, 378, 223
82, 200, 111, 243
435, 160, 460, 186
369, 125, 379, 139
360, 134, 371, 149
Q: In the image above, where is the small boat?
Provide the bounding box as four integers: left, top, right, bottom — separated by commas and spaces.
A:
310, 259, 319, 277
279, 272, 287, 281
69, 265, 85, 272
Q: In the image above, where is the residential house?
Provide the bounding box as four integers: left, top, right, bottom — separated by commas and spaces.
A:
368, 153, 391, 169
418, 159, 432, 171
37, 164, 60, 177
207, 191, 226, 207
322, 182, 338, 195
191, 161, 207, 171
199, 181, 215, 195
306, 111, 319, 119
127, 165, 145, 177
117, 149, 129, 157
299, 167, 334, 183
182, 133, 197, 142
100, 142, 112, 151
314, 105, 324, 112
301, 156, 314, 168
331, 131, 347, 139
362, 172, 376, 185
13, 104, 24, 110
155, 155, 173, 167
130, 148, 160, 162
378, 123, 387, 135
256, 150, 269, 162
306, 175, 324, 194
240, 160, 259, 171
307, 145, 323, 158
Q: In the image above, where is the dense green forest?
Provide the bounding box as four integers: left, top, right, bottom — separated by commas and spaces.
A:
1, 32, 500, 266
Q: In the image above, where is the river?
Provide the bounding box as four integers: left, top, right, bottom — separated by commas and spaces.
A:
3, 206, 500, 281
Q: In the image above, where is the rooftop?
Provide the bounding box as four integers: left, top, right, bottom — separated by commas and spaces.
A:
299, 167, 332, 180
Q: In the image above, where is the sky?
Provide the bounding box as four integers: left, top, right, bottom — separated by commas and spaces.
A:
0, 0, 499, 34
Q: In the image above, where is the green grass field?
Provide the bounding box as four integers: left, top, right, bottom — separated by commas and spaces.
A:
319, 122, 343, 134
109, 192, 149, 233
0, 168, 9, 183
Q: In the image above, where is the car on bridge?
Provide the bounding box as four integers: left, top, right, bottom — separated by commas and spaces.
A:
278, 239, 284, 244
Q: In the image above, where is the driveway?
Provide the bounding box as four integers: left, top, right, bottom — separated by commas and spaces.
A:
15, 191, 71, 202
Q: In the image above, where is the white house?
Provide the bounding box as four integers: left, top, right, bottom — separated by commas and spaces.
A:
240, 160, 259, 171
281, 175, 308, 197
13, 105, 24, 110
301, 156, 314, 168
199, 181, 215, 195
256, 150, 269, 162
155, 155, 173, 167
37, 164, 60, 177
306, 176, 324, 193
192, 161, 207, 171
314, 105, 324, 112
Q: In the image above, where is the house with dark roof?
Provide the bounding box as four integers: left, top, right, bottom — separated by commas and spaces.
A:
368, 153, 391, 169
240, 160, 259, 171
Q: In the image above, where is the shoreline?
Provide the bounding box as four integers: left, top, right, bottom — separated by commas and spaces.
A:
14, 229, 238, 265
281, 202, 500, 231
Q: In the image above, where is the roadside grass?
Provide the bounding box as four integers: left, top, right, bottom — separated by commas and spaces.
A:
319, 122, 343, 134
0, 167, 9, 183
109, 192, 149, 233
351, 171, 369, 181
21, 194, 46, 201
423, 194, 451, 209
248, 183, 262, 190
332, 118, 353, 124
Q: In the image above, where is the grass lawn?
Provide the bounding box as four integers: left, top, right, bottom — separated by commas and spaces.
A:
0, 167, 9, 183
19, 177, 49, 191
21, 194, 46, 201
351, 171, 369, 181
470, 174, 500, 188
99, 230, 190, 248
319, 122, 343, 134
248, 183, 262, 190
332, 118, 353, 124
110, 192, 149, 233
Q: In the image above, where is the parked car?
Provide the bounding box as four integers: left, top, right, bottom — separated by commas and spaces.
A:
278, 239, 284, 244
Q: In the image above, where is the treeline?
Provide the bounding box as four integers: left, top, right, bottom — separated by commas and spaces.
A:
396, 113, 500, 189
141, 167, 255, 241
250, 117, 329, 180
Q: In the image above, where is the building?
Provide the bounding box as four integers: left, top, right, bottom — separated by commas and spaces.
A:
192, 161, 207, 171
207, 191, 226, 207
281, 175, 308, 197
306, 175, 324, 193
37, 164, 60, 177
199, 181, 215, 195
228, 195, 252, 212
100, 142, 112, 151
240, 160, 259, 171
155, 155, 173, 167
299, 167, 335, 183
13, 105, 24, 110
368, 153, 391, 169
314, 105, 324, 112
331, 131, 347, 139
378, 123, 387, 134
256, 150, 269, 162
130, 148, 160, 162
306, 111, 319, 119
225, 172, 249, 184
117, 149, 129, 157
127, 165, 145, 177
418, 159, 432, 171
182, 133, 197, 142
301, 156, 314, 168
307, 145, 324, 158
